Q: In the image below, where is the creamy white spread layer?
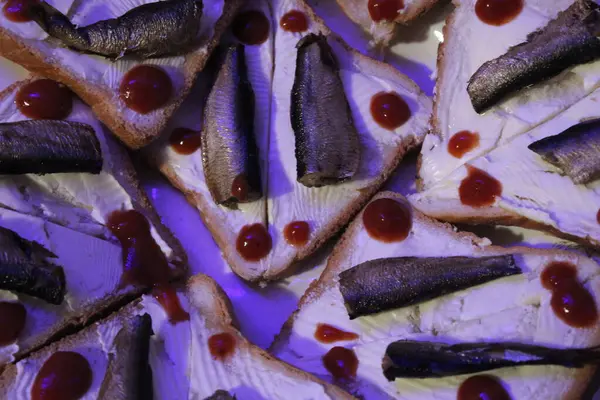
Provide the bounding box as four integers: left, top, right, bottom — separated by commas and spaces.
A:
274, 207, 600, 399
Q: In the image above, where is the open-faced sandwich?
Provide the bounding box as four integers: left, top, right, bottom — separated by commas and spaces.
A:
272, 192, 600, 399
0, 0, 242, 148
147, 0, 432, 282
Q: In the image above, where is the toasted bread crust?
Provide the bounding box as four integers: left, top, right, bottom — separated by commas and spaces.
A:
0, 0, 242, 149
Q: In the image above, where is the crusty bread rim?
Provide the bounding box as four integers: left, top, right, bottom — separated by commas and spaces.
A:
151, 0, 430, 282
0, 0, 242, 149
271, 191, 599, 399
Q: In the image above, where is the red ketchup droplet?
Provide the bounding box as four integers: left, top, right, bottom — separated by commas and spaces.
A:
596, 208, 600, 224
231, 174, 249, 202
315, 324, 359, 344
284, 221, 310, 247
152, 284, 190, 324
459, 166, 502, 208
368, 0, 404, 22
16, 79, 73, 120
169, 127, 201, 155
32, 351, 93, 400
236, 224, 272, 262
119, 65, 172, 114
475, 0, 523, 26
370, 92, 411, 130
541, 262, 598, 328
107, 210, 171, 289
448, 130, 480, 158
0, 302, 26, 346
280, 10, 308, 32
3, 0, 37, 22
363, 198, 412, 243
457, 375, 512, 400
208, 332, 236, 361
232, 10, 270, 45
322, 346, 359, 380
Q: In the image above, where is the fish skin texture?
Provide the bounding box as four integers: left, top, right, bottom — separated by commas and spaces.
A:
467, 0, 600, 113
30, 0, 203, 59
339, 255, 520, 319
0, 120, 102, 175
291, 33, 361, 188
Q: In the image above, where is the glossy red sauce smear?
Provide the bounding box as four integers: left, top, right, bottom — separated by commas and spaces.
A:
107, 210, 171, 288
232, 10, 270, 45
152, 284, 190, 324
541, 262, 598, 328
236, 223, 272, 261
16, 79, 73, 120
363, 198, 412, 242
119, 65, 172, 114
169, 127, 201, 155
370, 92, 411, 130
32, 352, 92, 400
475, 0, 523, 26
322, 347, 358, 380
231, 174, 249, 202
280, 10, 308, 32
368, 0, 404, 22
0, 302, 26, 346
457, 375, 511, 400
597, 208, 600, 224
448, 130, 480, 158
3, 0, 37, 22
315, 324, 359, 344
284, 221, 310, 247
208, 332, 236, 361
459, 166, 502, 207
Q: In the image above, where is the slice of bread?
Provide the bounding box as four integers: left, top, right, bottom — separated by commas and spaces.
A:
0, 0, 242, 148
419, 0, 600, 192
0, 274, 355, 399
333, 0, 441, 47
271, 192, 600, 399
147, 0, 431, 282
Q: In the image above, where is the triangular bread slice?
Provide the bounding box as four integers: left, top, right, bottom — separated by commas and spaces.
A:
0, 275, 355, 399
147, 0, 431, 282
271, 192, 600, 399
0, 0, 242, 148
333, 0, 441, 47
419, 0, 600, 191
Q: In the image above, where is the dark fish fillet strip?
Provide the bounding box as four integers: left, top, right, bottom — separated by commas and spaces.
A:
383, 340, 600, 379
339, 255, 521, 319
467, 0, 600, 113
204, 390, 237, 400
30, 0, 203, 59
99, 313, 154, 400
528, 118, 600, 184
291, 33, 360, 187
0, 120, 102, 175
0, 226, 65, 305
202, 44, 262, 208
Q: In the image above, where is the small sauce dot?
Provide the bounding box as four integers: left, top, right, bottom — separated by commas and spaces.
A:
457, 375, 511, 400
370, 92, 411, 130
16, 79, 73, 120
169, 127, 201, 155
284, 221, 310, 247
448, 130, 480, 158
231, 174, 249, 202
208, 332, 236, 361
315, 324, 359, 344
152, 284, 190, 324
368, 0, 404, 22
3, 0, 37, 23
596, 208, 600, 224
322, 347, 358, 380
459, 166, 502, 208
236, 224, 272, 262
475, 0, 523, 26
0, 302, 26, 346
31, 352, 92, 400
280, 10, 308, 32
232, 10, 270, 45
362, 198, 412, 242
119, 65, 173, 114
